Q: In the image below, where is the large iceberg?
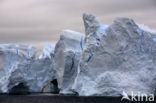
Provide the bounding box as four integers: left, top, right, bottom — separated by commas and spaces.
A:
72, 13, 156, 96
0, 13, 156, 96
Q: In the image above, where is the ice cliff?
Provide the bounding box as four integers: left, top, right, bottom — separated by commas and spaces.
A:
0, 44, 55, 93
54, 30, 84, 94
73, 14, 156, 96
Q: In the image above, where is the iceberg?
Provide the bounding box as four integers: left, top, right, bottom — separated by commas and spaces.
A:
0, 13, 156, 96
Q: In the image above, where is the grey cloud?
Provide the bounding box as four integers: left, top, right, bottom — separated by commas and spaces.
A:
0, 0, 156, 51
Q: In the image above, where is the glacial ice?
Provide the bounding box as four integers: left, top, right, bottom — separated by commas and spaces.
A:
0, 44, 55, 93
54, 30, 84, 94
72, 13, 156, 96
39, 43, 55, 59
0, 13, 156, 96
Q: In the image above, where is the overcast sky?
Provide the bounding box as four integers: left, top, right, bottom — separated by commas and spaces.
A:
0, 0, 156, 51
